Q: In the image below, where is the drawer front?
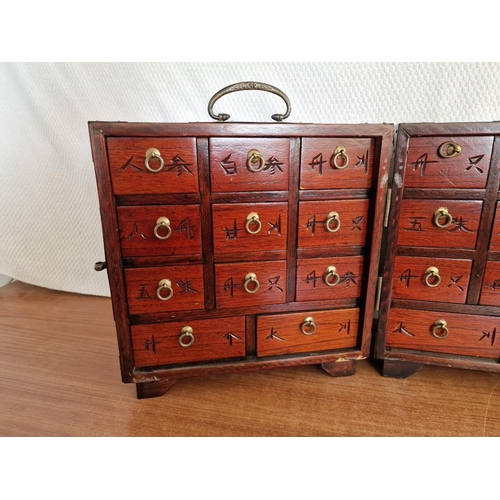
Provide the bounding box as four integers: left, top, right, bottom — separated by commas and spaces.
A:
125, 265, 204, 315
489, 202, 500, 251
131, 316, 246, 368
405, 136, 494, 189
391, 256, 472, 304
215, 260, 287, 309
397, 200, 482, 249
117, 205, 202, 257
297, 199, 370, 249
296, 256, 364, 302
479, 261, 500, 306
107, 137, 199, 195
209, 138, 289, 192
256, 308, 359, 357
386, 308, 500, 358
300, 138, 375, 189
212, 202, 288, 255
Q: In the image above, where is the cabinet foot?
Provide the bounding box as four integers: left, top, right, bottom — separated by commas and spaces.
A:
382, 359, 423, 379
136, 379, 177, 399
321, 359, 356, 378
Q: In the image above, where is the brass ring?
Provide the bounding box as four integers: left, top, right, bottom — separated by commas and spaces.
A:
156, 279, 173, 301
424, 267, 441, 288
300, 316, 316, 336
324, 266, 340, 287
431, 319, 449, 339
434, 208, 453, 229
325, 211, 341, 233
331, 146, 349, 169
153, 217, 172, 240
144, 148, 165, 173
243, 273, 260, 294
247, 149, 266, 172
438, 141, 462, 159
179, 326, 194, 348
245, 212, 262, 235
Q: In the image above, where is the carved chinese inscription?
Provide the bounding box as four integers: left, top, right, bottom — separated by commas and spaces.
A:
393, 321, 415, 337
338, 320, 351, 335
119, 154, 192, 175
466, 155, 485, 174
265, 327, 286, 342
222, 332, 242, 346
479, 328, 497, 346
220, 153, 284, 175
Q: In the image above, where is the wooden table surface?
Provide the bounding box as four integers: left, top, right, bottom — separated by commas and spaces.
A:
0, 280, 499, 437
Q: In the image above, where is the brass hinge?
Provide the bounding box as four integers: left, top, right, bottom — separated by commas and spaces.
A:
375, 277, 383, 311
383, 188, 392, 228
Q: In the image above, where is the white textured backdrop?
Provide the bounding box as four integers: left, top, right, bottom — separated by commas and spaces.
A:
1, 62, 500, 297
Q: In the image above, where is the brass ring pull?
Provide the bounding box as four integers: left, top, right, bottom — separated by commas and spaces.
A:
438, 141, 462, 159
300, 316, 316, 336
153, 217, 172, 240
434, 207, 453, 229
245, 212, 262, 234
144, 148, 165, 173
156, 279, 174, 301
325, 211, 341, 233
243, 273, 260, 294
247, 149, 266, 172
331, 146, 349, 169
424, 267, 441, 288
431, 319, 449, 339
324, 266, 340, 287
179, 326, 194, 348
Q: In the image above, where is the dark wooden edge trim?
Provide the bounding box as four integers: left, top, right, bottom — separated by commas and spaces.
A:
400, 122, 500, 137
391, 299, 500, 316
286, 138, 300, 302
298, 247, 365, 259
245, 315, 256, 357
214, 250, 287, 263
115, 194, 200, 206
123, 255, 203, 267
488, 251, 500, 261
396, 247, 476, 259
211, 192, 288, 203
403, 189, 485, 200
299, 189, 370, 200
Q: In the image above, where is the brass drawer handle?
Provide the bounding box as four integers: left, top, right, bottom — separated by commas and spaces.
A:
325, 211, 341, 233
301, 316, 316, 336
144, 148, 165, 173
245, 212, 262, 234
156, 279, 174, 301
247, 149, 266, 172
424, 267, 441, 287
179, 326, 194, 348
331, 146, 349, 169
244, 273, 260, 294
432, 319, 449, 339
438, 141, 462, 159
153, 217, 172, 240
324, 266, 340, 287
434, 207, 453, 228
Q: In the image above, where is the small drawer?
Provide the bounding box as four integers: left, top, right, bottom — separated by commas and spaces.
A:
479, 261, 500, 306
296, 256, 364, 302
256, 308, 359, 357
405, 135, 494, 189
125, 264, 204, 315
391, 256, 472, 304
488, 202, 500, 251
297, 199, 370, 250
215, 260, 287, 309
300, 138, 375, 190
386, 308, 500, 359
117, 205, 202, 257
209, 138, 289, 192
397, 200, 482, 249
212, 202, 288, 255
107, 137, 199, 195
131, 316, 246, 368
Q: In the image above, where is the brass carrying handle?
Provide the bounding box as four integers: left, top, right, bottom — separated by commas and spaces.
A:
153, 217, 172, 240
207, 81, 291, 122
424, 267, 441, 288
156, 279, 174, 301
301, 316, 317, 336
438, 141, 462, 159
243, 273, 260, 294
245, 212, 262, 234
145, 148, 165, 173
247, 149, 266, 172
325, 211, 341, 233
431, 319, 449, 339
434, 207, 453, 229
324, 266, 340, 287
331, 146, 349, 169
179, 326, 194, 348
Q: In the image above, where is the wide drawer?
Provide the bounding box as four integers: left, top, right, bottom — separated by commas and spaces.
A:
386, 308, 500, 358
256, 308, 359, 357
391, 256, 472, 304
300, 138, 375, 190
405, 135, 493, 189
397, 200, 482, 249
131, 316, 246, 368
296, 256, 364, 302
479, 261, 500, 306
125, 264, 204, 315
107, 137, 199, 195
117, 205, 202, 257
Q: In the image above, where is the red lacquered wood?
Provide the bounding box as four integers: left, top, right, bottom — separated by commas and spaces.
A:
489, 202, 500, 251
479, 261, 500, 306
